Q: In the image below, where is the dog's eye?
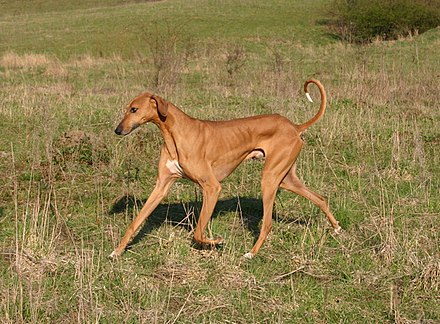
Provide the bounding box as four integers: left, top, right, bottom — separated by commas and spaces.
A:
130, 107, 138, 113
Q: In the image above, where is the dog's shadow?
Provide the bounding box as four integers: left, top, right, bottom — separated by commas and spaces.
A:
109, 195, 265, 250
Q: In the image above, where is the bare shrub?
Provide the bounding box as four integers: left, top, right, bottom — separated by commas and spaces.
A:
263, 48, 299, 99
224, 44, 247, 85
140, 24, 193, 93
225, 45, 246, 76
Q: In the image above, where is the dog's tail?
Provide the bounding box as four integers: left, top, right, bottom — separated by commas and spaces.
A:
297, 79, 327, 133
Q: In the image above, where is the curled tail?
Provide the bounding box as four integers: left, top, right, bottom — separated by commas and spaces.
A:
297, 79, 327, 133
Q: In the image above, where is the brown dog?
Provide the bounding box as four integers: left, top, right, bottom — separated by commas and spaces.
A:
110, 79, 341, 259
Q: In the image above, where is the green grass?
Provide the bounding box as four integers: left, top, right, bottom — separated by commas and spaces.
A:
0, 0, 331, 59
1, 0, 439, 322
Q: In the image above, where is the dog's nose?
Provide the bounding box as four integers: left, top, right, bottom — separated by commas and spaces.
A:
114, 127, 122, 135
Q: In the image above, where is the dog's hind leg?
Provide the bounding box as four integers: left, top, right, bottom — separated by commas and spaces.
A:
245, 149, 297, 259
280, 164, 341, 233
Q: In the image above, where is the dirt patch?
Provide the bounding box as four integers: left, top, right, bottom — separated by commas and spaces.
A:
53, 130, 109, 167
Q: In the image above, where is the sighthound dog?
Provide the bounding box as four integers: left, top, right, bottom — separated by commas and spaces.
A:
110, 79, 341, 259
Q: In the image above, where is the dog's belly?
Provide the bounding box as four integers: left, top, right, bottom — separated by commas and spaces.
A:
211, 149, 265, 182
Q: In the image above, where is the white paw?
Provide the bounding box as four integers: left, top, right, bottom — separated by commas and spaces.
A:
109, 251, 118, 259
334, 226, 342, 235
243, 252, 254, 259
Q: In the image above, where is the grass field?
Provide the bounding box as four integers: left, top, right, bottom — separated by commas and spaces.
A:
1, 0, 439, 322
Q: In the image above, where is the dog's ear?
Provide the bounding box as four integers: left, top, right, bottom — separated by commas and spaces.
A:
150, 95, 168, 118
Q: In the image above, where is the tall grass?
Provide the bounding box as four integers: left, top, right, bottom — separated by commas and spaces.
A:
1, 0, 439, 322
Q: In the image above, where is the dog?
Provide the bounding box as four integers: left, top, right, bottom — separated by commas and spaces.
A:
110, 79, 341, 259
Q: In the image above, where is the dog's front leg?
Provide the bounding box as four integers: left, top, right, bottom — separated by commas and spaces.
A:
110, 150, 177, 258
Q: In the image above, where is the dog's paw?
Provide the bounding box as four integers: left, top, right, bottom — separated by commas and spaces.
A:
334, 226, 342, 235
243, 252, 254, 260
209, 237, 224, 245
108, 251, 119, 260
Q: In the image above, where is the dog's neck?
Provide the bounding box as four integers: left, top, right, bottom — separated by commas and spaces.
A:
153, 103, 195, 161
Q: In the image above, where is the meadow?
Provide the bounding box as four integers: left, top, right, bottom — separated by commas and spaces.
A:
0, 0, 439, 322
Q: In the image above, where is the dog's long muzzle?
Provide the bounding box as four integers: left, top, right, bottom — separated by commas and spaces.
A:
114, 122, 139, 136
114, 124, 124, 135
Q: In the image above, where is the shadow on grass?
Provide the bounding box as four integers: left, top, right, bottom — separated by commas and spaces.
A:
109, 195, 264, 250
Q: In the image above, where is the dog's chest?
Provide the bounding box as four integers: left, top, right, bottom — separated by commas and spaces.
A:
166, 159, 185, 177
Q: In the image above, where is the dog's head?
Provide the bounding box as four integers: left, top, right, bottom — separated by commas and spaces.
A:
114, 92, 168, 135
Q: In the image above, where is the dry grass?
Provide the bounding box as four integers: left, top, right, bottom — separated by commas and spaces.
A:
0, 52, 52, 69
